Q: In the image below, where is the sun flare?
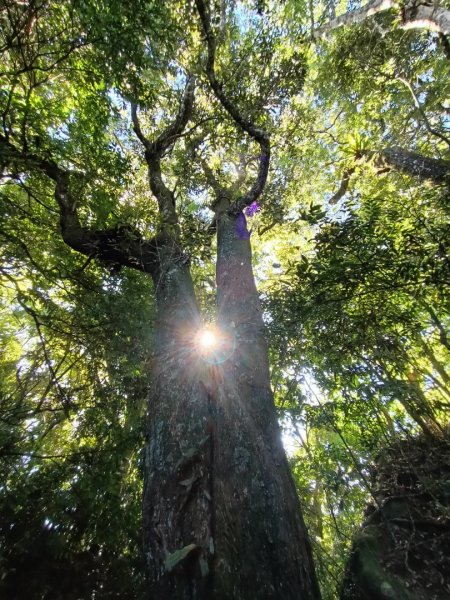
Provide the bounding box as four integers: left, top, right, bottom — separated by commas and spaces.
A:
197, 327, 217, 351
195, 325, 235, 364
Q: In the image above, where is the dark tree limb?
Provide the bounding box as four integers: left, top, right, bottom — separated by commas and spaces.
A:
195, 0, 270, 213
0, 133, 162, 275
329, 166, 356, 204
328, 146, 449, 204
130, 102, 151, 150
152, 76, 196, 156
131, 77, 196, 154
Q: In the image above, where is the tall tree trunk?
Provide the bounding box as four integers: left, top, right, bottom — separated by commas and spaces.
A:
209, 211, 321, 599
143, 243, 213, 599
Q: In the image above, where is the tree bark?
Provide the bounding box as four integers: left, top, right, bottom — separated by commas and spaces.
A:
329, 146, 449, 205
402, 3, 450, 35
315, 0, 395, 38
143, 244, 214, 599
1, 11, 320, 595
142, 213, 321, 599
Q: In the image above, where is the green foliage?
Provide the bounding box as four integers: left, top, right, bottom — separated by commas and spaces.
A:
0, 257, 153, 597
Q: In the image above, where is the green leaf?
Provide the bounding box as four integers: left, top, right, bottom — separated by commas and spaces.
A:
164, 544, 199, 572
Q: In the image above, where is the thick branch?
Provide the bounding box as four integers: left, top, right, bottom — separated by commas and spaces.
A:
195, 0, 270, 213
131, 102, 151, 150
56, 173, 165, 274
401, 4, 450, 35
153, 76, 196, 155
132, 77, 196, 155
329, 145, 449, 203
0, 132, 60, 180
0, 134, 161, 275
329, 166, 356, 204
374, 147, 450, 184
315, 0, 450, 38
315, 0, 395, 38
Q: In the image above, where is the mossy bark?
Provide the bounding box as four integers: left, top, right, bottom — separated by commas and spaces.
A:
379, 147, 450, 184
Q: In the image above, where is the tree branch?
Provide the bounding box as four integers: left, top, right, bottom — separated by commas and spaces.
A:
314, 0, 450, 38
373, 146, 450, 183
153, 76, 196, 155
131, 102, 151, 150
0, 134, 162, 275
315, 0, 395, 38
329, 167, 356, 204
131, 76, 196, 155
328, 144, 449, 204
132, 77, 196, 228
195, 0, 270, 213
396, 76, 450, 148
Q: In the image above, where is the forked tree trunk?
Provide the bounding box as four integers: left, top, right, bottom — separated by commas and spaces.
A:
143, 222, 321, 599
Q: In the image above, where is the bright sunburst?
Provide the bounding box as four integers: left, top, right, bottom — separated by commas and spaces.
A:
195, 324, 235, 364
196, 327, 217, 351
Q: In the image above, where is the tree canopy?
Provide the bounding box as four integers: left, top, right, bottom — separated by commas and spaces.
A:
0, 0, 449, 598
